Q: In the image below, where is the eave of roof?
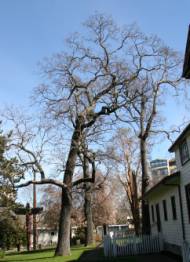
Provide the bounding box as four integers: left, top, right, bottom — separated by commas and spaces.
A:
182, 25, 190, 79
144, 171, 180, 199
168, 123, 190, 152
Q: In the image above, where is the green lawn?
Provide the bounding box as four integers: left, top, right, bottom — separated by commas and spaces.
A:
1, 246, 92, 262
0, 246, 137, 262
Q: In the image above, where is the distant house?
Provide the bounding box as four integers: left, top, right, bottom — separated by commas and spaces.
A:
35, 227, 58, 247
35, 226, 78, 247
145, 123, 190, 255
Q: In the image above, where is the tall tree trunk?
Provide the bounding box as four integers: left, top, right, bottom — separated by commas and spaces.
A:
131, 171, 140, 235
55, 116, 83, 256
128, 170, 140, 235
84, 194, 94, 246
140, 138, 150, 234
83, 156, 94, 246
55, 188, 72, 256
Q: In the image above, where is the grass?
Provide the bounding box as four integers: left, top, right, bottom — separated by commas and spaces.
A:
0, 246, 137, 262
0, 246, 92, 262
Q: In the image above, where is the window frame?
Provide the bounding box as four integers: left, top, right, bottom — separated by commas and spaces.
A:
171, 196, 177, 220
162, 199, 168, 221
179, 139, 190, 165
151, 205, 155, 223
185, 183, 190, 223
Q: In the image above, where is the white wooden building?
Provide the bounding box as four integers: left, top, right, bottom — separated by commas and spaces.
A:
145, 123, 190, 255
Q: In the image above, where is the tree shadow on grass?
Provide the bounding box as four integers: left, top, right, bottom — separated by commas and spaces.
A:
76, 248, 138, 262
77, 248, 105, 261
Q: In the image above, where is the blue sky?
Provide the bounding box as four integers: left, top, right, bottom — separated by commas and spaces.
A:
0, 0, 190, 159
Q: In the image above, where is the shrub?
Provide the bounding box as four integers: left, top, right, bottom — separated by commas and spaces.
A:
0, 250, 5, 259
75, 227, 86, 244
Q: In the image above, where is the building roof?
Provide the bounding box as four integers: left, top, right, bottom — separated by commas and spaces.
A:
168, 123, 190, 152
144, 171, 180, 199
150, 159, 167, 162
182, 25, 190, 79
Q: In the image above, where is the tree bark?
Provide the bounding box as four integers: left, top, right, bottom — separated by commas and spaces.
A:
55, 188, 72, 256
55, 116, 83, 256
83, 156, 94, 246
131, 171, 140, 235
140, 138, 150, 234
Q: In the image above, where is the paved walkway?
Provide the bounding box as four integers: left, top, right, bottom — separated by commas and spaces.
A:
135, 253, 181, 262
78, 247, 103, 261
79, 248, 181, 261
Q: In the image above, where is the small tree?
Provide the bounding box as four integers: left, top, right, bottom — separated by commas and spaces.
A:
109, 128, 141, 234
0, 128, 23, 207
91, 172, 116, 227
40, 186, 61, 230
125, 76, 182, 233
0, 208, 26, 250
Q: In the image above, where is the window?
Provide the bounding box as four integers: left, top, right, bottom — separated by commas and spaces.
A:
185, 184, 190, 222
179, 139, 190, 165
171, 196, 177, 220
151, 205, 155, 223
162, 200, 168, 221
155, 203, 161, 232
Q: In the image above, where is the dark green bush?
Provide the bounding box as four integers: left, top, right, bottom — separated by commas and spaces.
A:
0, 250, 5, 259
75, 227, 86, 244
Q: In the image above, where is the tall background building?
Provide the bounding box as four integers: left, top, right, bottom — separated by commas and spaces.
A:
149, 158, 177, 186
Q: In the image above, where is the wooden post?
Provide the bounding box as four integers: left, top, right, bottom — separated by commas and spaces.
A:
26, 203, 32, 251
103, 224, 107, 236
33, 172, 37, 250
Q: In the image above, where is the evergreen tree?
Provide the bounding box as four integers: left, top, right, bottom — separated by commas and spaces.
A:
0, 127, 25, 249
0, 128, 22, 207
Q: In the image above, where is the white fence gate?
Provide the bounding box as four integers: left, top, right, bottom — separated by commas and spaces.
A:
104, 234, 163, 257
182, 241, 190, 262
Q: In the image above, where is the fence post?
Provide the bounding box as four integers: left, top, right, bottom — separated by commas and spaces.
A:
103, 235, 107, 257
133, 235, 137, 255
104, 235, 111, 257
159, 233, 164, 251
182, 241, 186, 262
113, 237, 117, 257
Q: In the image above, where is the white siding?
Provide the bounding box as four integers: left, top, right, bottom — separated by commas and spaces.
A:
175, 135, 190, 243
148, 186, 183, 247
148, 129, 190, 252
37, 231, 58, 246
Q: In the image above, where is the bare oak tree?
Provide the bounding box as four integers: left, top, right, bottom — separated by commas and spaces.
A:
33, 14, 149, 256
6, 13, 183, 255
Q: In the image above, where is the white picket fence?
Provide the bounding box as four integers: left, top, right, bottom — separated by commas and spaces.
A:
104, 234, 163, 257
182, 241, 190, 262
